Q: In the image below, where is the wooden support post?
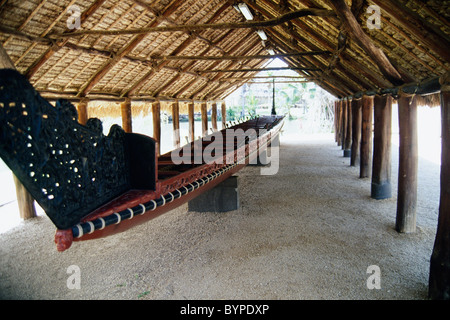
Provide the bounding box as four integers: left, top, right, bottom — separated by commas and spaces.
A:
77, 98, 89, 125
429, 76, 450, 299
152, 101, 161, 156
201, 102, 208, 136
337, 100, 343, 146
350, 98, 362, 166
188, 101, 195, 142
341, 98, 348, 150
0, 43, 37, 220
221, 101, 227, 129
211, 102, 218, 132
13, 175, 36, 220
334, 101, 339, 143
344, 98, 352, 157
396, 93, 418, 233
360, 95, 373, 178
371, 95, 393, 199
172, 101, 180, 148
121, 98, 132, 133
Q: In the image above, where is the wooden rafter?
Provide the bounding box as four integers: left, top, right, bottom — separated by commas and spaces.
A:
24, 0, 107, 79
1, 0, 47, 48
120, 1, 232, 98
148, 51, 330, 61
50, 8, 336, 38
201, 66, 320, 74
371, 0, 450, 63
328, 0, 404, 86
381, 16, 447, 70
247, 0, 375, 95
169, 28, 261, 99
206, 48, 270, 100
78, 1, 184, 97
152, 30, 238, 98
188, 35, 263, 99
286, 11, 391, 88
266, 23, 360, 94
13, 0, 79, 67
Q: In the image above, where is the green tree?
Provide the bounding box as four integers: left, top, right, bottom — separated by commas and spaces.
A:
245, 93, 258, 117
278, 83, 306, 119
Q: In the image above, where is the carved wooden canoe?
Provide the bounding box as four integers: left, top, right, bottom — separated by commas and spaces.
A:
0, 68, 284, 252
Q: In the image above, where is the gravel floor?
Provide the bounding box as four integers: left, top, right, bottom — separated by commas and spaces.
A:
0, 121, 441, 300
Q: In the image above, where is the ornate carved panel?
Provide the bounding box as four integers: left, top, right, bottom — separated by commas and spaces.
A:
0, 69, 156, 229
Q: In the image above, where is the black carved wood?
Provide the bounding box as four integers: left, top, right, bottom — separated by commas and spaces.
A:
0, 69, 156, 229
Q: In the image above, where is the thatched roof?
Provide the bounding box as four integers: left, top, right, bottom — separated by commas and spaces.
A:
0, 0, 448, 102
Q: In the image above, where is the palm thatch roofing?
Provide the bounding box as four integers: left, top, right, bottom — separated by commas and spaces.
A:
0, 0, 449, 104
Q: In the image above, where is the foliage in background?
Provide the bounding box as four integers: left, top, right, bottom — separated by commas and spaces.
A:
225, 76, 336, 133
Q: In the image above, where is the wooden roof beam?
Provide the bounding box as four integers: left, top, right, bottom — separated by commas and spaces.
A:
51, 8, 336, 38
13, 0, 79, 67
266, 33, 345, 96
149, 51, 330, 61
24, 0, 107, 79
278, 54, 353, 97
2, 0, 47, 47
220, 76, 312, 81
206, 52, 272, 99
132, 0, 228, 54
381, 16, 447, 71
266, 27, 361, 94
187, 35, 263, 99
79, 1, 184, 97
120, 2, 233, 98
182, 30, 260, 99
293, 20, 390, 88
188, 39, 265, 100
328, 0, 404, 86
175, 32, 265, 100
258, 0, 392, 89
371, 0, 450, 63
250, 0, 380, 92
200, 67, 320, 74
209, 59, 270, 100
152, 31, 249, 98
